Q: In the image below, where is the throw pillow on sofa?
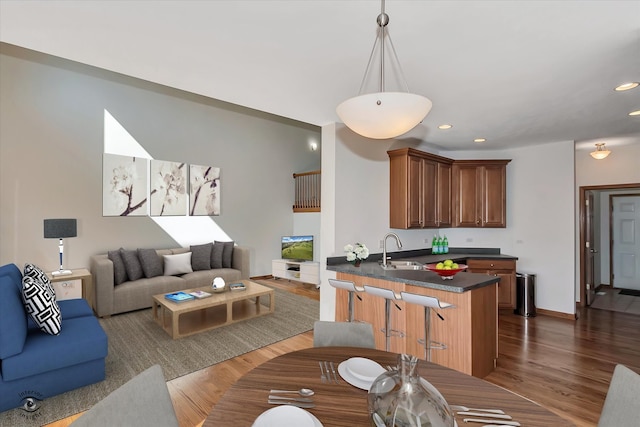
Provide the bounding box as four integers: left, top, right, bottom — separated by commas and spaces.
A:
137, 248, 163, 278
211, 241, 224, 269
21, 276, 62, 335
23, 263, 55, 296
222, 241, 235, 268
108, 249, 128, 285
190, 242, 213, 271
120, 248, 144, 281
163, 252, 193, 276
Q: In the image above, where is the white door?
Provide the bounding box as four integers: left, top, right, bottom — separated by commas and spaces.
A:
612, 195, 640, 290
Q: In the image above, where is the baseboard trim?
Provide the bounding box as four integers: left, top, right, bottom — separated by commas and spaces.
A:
537, 307, 577, 320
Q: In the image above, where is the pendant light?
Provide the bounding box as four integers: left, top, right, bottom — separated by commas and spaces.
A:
336, 0, 432, 140
590, 143, 611, 160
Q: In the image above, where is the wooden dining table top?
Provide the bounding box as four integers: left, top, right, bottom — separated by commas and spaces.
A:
204, 346, 574, 427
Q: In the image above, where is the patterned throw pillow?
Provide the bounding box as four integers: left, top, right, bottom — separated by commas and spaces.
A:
21, 276, 62, 335
23, 263, 56, 298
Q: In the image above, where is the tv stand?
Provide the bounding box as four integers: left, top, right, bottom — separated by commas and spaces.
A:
272, 260, 319, 286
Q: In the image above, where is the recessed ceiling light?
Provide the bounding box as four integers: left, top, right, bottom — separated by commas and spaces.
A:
615, 82, 639, 91
438, 124, 453, 130
629, 110, 640, 116
474, 138, 486, 143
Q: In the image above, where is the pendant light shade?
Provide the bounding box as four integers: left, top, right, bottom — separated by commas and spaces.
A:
337, 92, 432, 140
590, 143, 611, 160
337, 0, 432, 139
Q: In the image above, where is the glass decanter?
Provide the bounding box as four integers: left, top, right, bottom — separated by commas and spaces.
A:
368, 354, 454, 427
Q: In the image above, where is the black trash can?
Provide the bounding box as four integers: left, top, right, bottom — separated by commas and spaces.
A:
515, 273, 536, 317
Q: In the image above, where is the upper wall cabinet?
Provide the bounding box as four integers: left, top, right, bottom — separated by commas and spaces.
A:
388, 148, 453, 229
452, 160, 511, 228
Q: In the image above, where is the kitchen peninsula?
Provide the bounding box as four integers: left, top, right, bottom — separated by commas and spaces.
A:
326, 248, 518, 378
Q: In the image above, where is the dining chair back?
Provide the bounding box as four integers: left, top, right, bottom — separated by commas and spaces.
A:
328, 278, 364, 322
313, 320, 375, 348
70, 364, 179, 427
598, 364, 640, 427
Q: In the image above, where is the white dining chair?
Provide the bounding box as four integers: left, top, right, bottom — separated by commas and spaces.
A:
313, 320, 375, 348
400, 292, 454, 362
363, 285, 404, 351
598, 364, 640, 427
328, 278, 364, 322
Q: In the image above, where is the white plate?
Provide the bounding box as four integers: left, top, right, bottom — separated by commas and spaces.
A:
344, 357, 386, 382
252, 405, 322, 427
338, 360, 378, 390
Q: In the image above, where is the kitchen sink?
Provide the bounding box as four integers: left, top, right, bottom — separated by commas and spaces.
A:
380, 260, 424, 270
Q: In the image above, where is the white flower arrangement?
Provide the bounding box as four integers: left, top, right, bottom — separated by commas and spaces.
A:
344, 242, 369, 264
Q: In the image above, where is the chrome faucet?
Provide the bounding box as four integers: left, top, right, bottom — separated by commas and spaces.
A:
382, 232, 403, 268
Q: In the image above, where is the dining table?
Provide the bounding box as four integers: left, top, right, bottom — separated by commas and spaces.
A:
203, 346, 574, 426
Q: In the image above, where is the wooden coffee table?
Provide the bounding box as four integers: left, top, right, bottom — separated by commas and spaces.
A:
151, 280, 275, 339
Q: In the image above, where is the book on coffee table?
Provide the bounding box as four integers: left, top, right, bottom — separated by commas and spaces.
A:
229, 283, 246, 291
189, 290, 212, 299
165, 291, 196, 302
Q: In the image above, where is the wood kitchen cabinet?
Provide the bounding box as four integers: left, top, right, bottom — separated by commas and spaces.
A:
388, 148, 453, 229
467, 259, 516, 309
452, 160, 511, 228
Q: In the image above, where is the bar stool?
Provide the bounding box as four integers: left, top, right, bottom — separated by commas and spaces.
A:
363, 285, 404, 351
328, 278, 364, 322
400, 291, 454, 362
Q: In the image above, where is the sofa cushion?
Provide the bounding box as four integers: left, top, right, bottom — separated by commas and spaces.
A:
120, 248, 144, 281
108, 249, 128, 285
190, 243, 212, 271
137, 248, 163, 278
21, 276, 62, 335
58, 299, 95, 320
222, 241, 235, 268
2, 315, 108, 381
0, 273, 28, 359
0, 263, 23, 289
211, 241, 224, 269
163, 252, 193, 276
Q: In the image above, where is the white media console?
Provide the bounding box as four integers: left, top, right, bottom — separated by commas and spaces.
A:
272, 259, 320, 286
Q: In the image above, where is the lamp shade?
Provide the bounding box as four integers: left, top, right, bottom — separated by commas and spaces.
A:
44, 219, 77, 239
590, 143, 611, 160
337, 92, 433, 139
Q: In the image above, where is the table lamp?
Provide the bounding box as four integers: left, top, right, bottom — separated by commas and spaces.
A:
44, 218, 77, 276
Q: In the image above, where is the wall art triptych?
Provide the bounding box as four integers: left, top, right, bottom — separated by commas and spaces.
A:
102, 154, 221, 217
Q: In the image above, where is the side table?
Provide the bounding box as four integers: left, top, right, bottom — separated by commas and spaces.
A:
47, 268, 94, 310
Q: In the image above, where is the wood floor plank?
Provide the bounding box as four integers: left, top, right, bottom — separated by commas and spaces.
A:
44, 279, 640, 427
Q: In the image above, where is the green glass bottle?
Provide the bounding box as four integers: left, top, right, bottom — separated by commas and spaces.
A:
443, 235, 449, 254
431, 235, 439, 254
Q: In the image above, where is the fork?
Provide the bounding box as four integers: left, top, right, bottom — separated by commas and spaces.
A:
319, 361, 327, 383
329, 361, 340, 383
323, 361, 334, 383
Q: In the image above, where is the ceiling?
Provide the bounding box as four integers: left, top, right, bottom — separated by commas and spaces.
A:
1, 0, 639, 150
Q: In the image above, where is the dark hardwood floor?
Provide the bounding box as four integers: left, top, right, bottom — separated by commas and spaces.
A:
47, 279, 640, 427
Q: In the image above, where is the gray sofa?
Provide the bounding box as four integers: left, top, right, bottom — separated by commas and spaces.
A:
90, 245, 250, 317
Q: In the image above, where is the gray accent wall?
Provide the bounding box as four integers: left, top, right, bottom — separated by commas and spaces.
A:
0, 43, 321, 276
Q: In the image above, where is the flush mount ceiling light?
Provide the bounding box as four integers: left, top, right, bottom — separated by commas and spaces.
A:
336, 0, 432, 139
438, 124, 453, 130
474, 138, 486, 143
614, 82, 639, 91
590, 143, 611, 160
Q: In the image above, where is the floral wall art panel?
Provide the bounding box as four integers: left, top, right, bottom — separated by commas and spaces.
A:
103, 153, 149, 216
189, 164, 221, 216
150, 160, 188, 216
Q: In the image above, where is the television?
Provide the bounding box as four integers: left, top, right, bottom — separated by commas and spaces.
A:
281, 235, 314, 261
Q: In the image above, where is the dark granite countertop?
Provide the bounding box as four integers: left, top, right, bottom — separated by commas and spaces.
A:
326, 248, 517, 293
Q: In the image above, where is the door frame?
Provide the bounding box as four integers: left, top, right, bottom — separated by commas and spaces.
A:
579, 183, 640, 307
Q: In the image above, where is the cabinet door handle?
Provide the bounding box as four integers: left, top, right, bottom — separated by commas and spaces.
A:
476, 219, 481, 225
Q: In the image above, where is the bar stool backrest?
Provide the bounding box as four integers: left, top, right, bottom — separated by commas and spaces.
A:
328, 278, 359, 292
363, 285, 400, 300
401, 292, 445, 309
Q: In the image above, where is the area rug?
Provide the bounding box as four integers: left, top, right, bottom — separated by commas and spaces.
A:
0, 284, 318, 427
619, 288, 640, 297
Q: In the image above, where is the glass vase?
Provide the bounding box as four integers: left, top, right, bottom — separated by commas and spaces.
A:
368, 354, 454, 427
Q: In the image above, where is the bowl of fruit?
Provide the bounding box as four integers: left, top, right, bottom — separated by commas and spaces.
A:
425, 260, 468, 280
